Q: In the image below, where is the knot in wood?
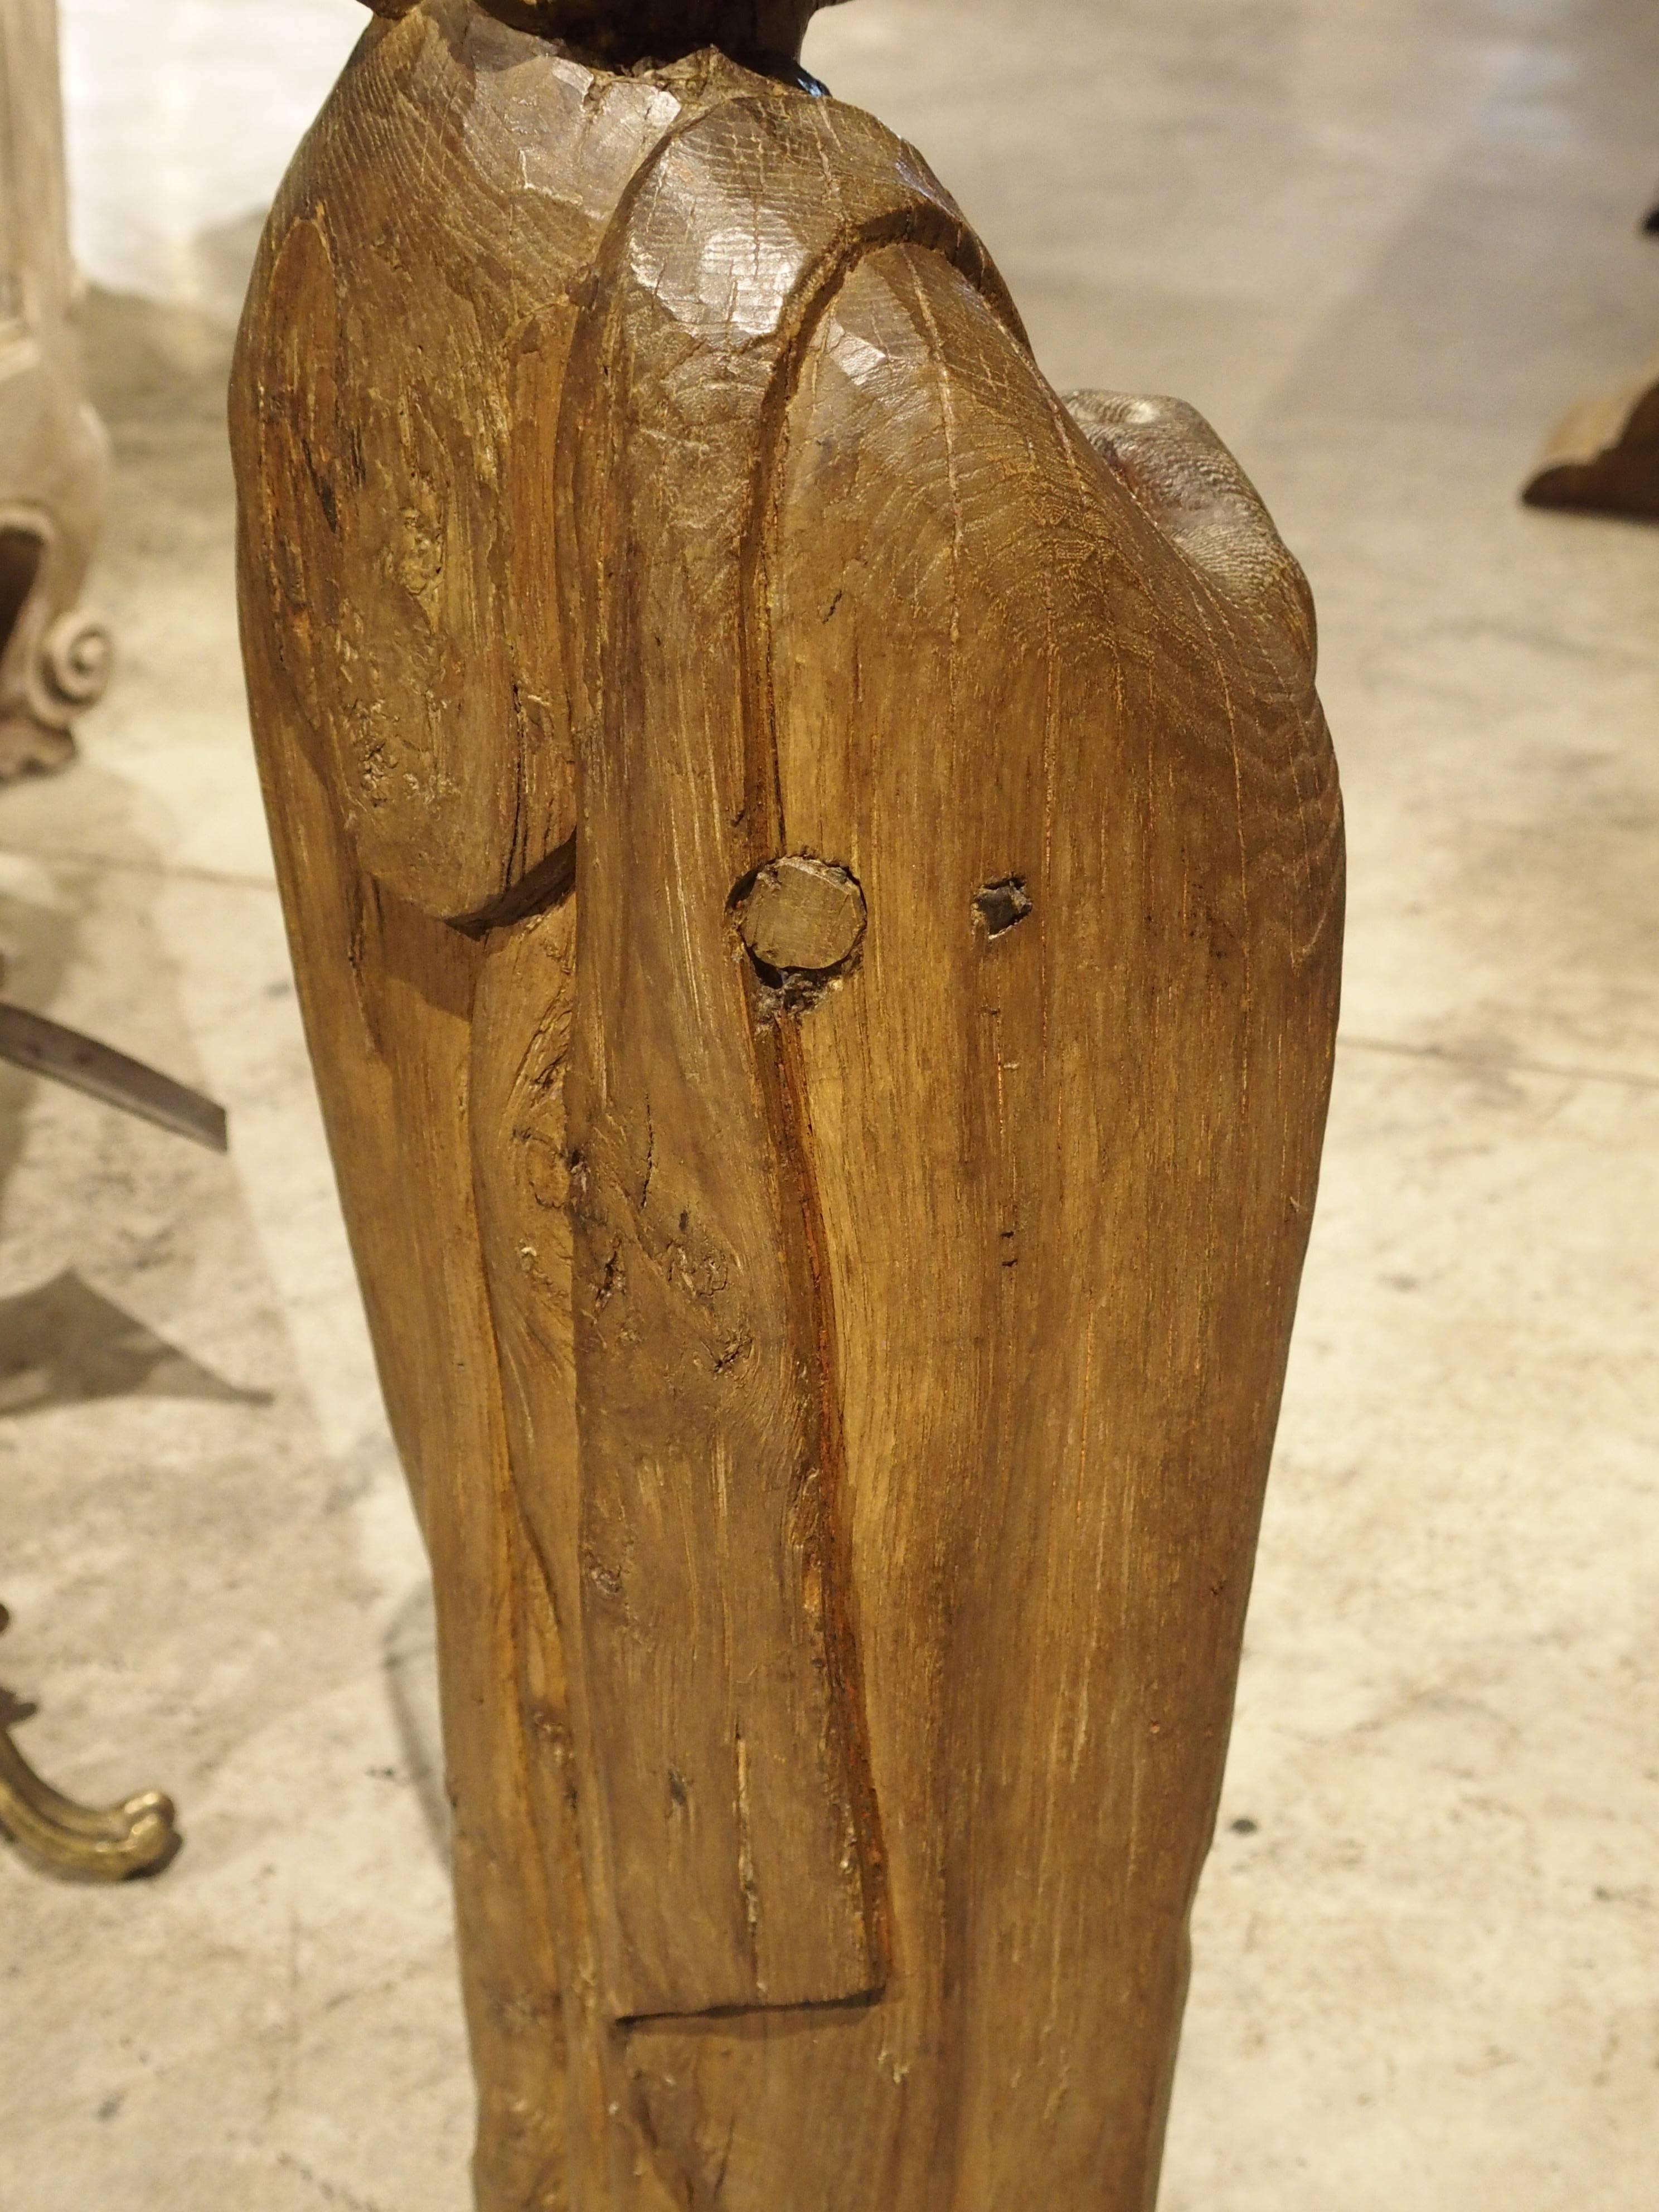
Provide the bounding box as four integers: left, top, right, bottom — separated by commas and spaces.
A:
734, 856, 866, 978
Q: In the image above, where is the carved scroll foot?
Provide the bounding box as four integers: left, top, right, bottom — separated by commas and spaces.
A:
0, 1608, 180, 1881
0, 513, 115, 781
0, 717, 75, 777
0, 600, 114, 780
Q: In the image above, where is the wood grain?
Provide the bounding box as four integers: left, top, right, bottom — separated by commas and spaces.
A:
551, 83, 1026, 2024
233, 4, 1344, 2204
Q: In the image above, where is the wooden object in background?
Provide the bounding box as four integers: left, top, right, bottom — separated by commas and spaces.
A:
1522, 353, 1659, 520
0, 0, 111, 777
231, 3, 1344, 2205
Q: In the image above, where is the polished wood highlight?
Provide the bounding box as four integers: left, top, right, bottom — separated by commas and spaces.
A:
232, 3, 1343, 2204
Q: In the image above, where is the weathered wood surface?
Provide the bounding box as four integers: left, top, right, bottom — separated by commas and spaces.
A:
1522, 353, 1659, 520
231, 3, 1344, 2205
0, 0, 112, 777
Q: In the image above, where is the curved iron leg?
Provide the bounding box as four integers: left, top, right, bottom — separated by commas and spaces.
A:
0, 1605, 181, 1881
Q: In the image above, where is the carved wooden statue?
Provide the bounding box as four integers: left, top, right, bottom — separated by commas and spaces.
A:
0, 0, 112, 777
231, 4, 1344, 2205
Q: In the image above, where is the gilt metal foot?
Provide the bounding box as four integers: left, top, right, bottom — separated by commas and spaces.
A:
0, 1605, 181, 1881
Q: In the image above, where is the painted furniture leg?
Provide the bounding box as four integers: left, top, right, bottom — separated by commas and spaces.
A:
0, 0, 112, 777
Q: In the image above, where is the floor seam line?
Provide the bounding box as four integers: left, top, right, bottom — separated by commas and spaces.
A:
1338, 1032, 1659, 1095
0, 845, 279, 893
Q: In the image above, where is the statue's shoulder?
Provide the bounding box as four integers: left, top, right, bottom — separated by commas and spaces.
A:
590, 77, 1008, 338
255, 4, 746, 270
767, 232, 1337, 905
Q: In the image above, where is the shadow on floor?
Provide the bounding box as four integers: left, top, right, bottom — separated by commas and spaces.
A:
384, 1577, 449, 1862
0, 1267, 271, 1417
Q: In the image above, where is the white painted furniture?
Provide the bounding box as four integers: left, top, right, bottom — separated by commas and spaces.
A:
0, 0, 109, 777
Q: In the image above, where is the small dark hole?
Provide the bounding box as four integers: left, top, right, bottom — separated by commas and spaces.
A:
1229, 1816, 1259, 1836
975, 877, 1034, 939
745, 955, 837, 1018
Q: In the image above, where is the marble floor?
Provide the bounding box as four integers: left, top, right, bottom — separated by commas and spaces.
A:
4, 1, 1657, 2206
